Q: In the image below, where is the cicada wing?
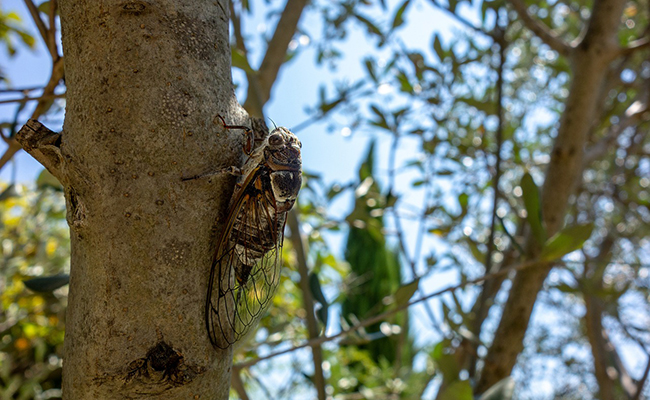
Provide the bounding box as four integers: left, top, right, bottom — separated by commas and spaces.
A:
205, 188, 252, 349
231, 239, 283, 344
205, 222, 238, 348
228, 189, 285, 345
206, 175, 285, 349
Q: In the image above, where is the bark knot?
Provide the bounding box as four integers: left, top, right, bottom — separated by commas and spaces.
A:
125, 341, 204, 388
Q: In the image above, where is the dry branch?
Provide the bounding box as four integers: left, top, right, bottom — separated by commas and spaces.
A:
15, 119, 63, 181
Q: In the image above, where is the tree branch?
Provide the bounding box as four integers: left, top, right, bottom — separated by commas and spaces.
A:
231, 371, 250, 400
0, 57, 65, 173
23, 0, 49, 47
429, 0, 494, 39
476, 0, 629, 392
243, 0, 309, 113
15, 119, 63, 181
32, 56, 65, 118
507, 0, 572, 57
584, 100, 648, 165
48, 0, 60, 61
235, 258, 549, 370
632, 356, 650, 400
469, 31, 506, 380
619, 36, 650, 56
287, 210, 327, 400
0, 92, 65, 106
23, 0, 57, 60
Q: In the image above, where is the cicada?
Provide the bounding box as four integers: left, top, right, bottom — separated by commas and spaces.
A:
205, 117, 302, 349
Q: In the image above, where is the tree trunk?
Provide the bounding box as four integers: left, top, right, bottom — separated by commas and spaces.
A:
476, 0, 628, 392
21, 1, 244, 398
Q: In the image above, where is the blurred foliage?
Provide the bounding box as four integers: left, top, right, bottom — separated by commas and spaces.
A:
0, 10, 35, 58
341, 141, 405, 360
0, 183, 68, 400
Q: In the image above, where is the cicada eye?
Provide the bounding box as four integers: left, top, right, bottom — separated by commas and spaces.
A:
268, 133, 284, 147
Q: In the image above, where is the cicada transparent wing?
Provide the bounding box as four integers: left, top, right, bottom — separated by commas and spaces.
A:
205, 166, 286, 349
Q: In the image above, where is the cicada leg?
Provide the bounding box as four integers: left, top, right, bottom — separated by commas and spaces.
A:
215, 114, 255, 156
181, 166, 242, 182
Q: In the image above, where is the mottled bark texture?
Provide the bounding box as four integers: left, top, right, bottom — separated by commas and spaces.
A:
18, 1, 245, 398
476, 0, 628, 393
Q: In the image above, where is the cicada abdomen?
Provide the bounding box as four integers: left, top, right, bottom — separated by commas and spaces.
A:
206, 123, 302, 349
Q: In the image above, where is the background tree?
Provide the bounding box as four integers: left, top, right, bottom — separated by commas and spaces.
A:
1, 0, 649, 399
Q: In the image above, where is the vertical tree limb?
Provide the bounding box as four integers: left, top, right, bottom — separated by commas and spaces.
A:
243, 0, 309, 114
287, 210, 327, 400
469, 29, 506, 380
476, 0, 629, 393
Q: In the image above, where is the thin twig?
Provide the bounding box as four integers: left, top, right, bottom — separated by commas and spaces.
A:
235, 258, 547, 370
632, 353, 650, 400
0, 92, 65, 106
23, 0, 57, 60
48, 0, 59, 60
507, 0, 572, 57
0, 86, 43, 94
620, 36, 650, 56
468, 27, 507, 379
429, 0, 494, 39
23, 0, 49, 46
0, 57, 65, 172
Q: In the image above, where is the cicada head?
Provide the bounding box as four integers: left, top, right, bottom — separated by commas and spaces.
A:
264, 127, 302, 211
265, 127, 302, 170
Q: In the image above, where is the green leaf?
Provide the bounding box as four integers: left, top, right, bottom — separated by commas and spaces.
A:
458, 192, 469, 210
438, 380, 472, 400
319, 97, 344, 114
354, 13, 383, 39
480, 0, 492, 24
37, 1, 57, 15
457, 96, 496, 114
24, 274, 70, 292
393, 278, 419, 307
479, 377, 515, 400
36, 169, 63, 191
521, 173, 546, 245
465, 237, 485, 263
540, 223, 594, 261
433, 34, 445, 61
448, 0, 460, 13
231, 48, 253, 73
364, 58, 377, 82
431, 341, 461, 384
309, 272, 328, 306
391, 0, 411, 30
316, 304, 329, 329
0, 184, 19, 201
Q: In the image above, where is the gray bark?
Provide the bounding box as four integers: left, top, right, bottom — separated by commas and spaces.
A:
19, 1, 245, 398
